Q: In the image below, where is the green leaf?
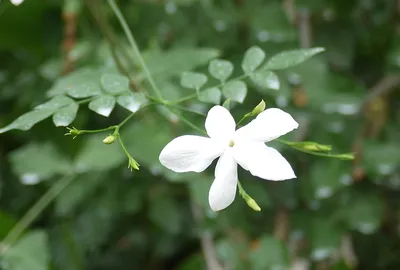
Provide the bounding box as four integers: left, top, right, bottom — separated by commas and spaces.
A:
308, 161, 350, 200
180, 71, 208, 90
198, 87, 221, 104
264, 47, 325, 70
35, 95, 74, 110
310, 217, 342, 261
68, 82, 102, 99
141, 48, 220, 80
242, 46, 265, 74
345, 193, 383, 234
208, 59, 233, 82
52, 102, 79, 127
363, 141, 400, 176
9, 142, 72, 185
222, 99, 230, 110
148, 194, 182, 234
0, 210, 17, 240
250, 70, 280, 90
1, 230, 49, 270
117, 92, 148, 113
222, 80, 247, 103
88, 95, 116, 117
248, 236, 289, 269
100, 74, 130, 95
0, 109, 55, 134
55, 173, 105, 216
188, 176, 214, 209
47, 68, 102, 98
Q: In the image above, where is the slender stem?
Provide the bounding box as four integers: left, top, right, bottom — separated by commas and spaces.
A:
117, 102, 155, 128
165, 103, 206, 117
1, 175, 75, 254
79, 125, 117, 134
86, 0, 136, 86
177, 113, 207, 135
117, 134, 130, 157
118, 113, 135, 128
278, 139, 354, 159
107, 0, 164, 100
237, 180, 245, 196
291, 147, 354, 159
236, 114, 251, 127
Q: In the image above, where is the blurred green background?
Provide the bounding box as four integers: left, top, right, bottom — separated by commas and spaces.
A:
1, 0, 400, 269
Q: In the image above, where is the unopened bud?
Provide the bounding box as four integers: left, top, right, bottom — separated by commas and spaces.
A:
65, 127, 82, 139
241, 193, 261, 212
302, 142, 332, 152
250, 100, 266, 116
128, 157, 140, 171
245, 197, 261, 212
103, 135, 116, 144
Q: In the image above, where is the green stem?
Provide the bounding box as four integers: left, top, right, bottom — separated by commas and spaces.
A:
79, 126, 117, 134
236, 113, 251, 127
165, 103, 206, 117
277, 139, 354, 160
1, 175, 75, 254
117, 134, 130, 157
107, 0, 164, 100
237, 180, 245, 196
175, 112, 207, 135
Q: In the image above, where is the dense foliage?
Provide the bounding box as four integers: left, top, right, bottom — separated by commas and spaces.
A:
0, 0, 399, 269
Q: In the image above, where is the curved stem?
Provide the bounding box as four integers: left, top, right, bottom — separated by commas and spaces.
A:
107, 0, 164, 100
1, 175, 75, 254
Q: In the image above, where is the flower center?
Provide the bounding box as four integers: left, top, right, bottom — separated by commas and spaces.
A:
228, 139, 235, 147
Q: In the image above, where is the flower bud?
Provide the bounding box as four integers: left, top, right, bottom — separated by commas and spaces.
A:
65, 127, 82, 139
250, 100, 266, 116
245, 196, 261, 212
241, 192, 261, 212
128, 157, 140, 171
103, 135, 116, 144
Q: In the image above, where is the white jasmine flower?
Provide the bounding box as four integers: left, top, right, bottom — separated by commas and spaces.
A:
159, 105, 298, 211
10, 0, 24, 6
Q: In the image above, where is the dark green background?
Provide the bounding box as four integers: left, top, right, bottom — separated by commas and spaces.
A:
0, 0, 400, 269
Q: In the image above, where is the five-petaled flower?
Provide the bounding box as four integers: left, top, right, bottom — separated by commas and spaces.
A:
159, 105, 299, 211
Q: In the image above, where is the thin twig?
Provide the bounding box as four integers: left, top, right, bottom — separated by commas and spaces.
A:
107, 0, 164, 100
359, 74, 400, 112
191, 201, 224, 270
1, 175, 75, 255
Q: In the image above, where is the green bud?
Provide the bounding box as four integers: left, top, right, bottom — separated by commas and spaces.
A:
283, 140, 332, 152
301, 142, 332, 152
240, 192, 261, 212
128, 157, 140, 171
103, 135, 116, 144
65, 127, 82, 139
335, 153, 355, 160
250, 99, 266, 116
245, 197, 261, 211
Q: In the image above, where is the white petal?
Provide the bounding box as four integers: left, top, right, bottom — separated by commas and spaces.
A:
205, 105, 236, 141
233, 142, 296, 181
208, 153, 238, 211
235, 108, 298, 142
159, 135, 223, 173
11, 0, 24, 5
